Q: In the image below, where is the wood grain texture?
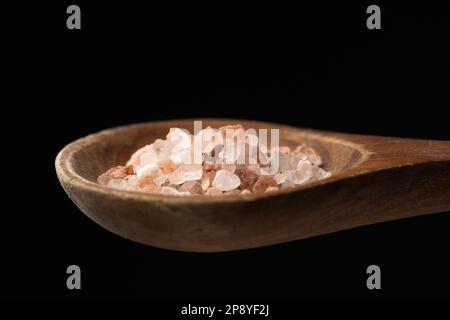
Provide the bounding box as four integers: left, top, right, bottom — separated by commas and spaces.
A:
55, 119, 450, 252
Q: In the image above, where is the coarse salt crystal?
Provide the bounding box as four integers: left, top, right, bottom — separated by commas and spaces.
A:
181, 164, 203, 181
98, 124, 331, 196
265, 186, 279, 193
253, 176, 277, 193
161, 186, 190, 196
179, 181, 204, 195
206, 187, 223, 196
273, 173, 286, 184
167, 128, 191, 149
212, 169, 241, 192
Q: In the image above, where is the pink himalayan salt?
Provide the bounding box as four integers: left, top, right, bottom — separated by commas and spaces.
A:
98, 165, 134, 185
136, 175, 154, 189
203, 161, 217, 172
97, 124, 331, 196
137, 167, 168, 186
159, 159, 177, 173
234, 166, 259, 190
206, 187, 223, 195
265, 186, 279, 193
253, 176, 278, 193
201, 171, 215, 191
139, 183, 160, 193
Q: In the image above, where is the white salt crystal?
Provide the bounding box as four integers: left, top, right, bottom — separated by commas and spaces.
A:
136, 164, 157, 177
286, 170, 310, 184
180, 164, 203, 181
152, 139, 165, 152
171, 148, 193, 165
293, 145, 321, 166
139, 150, 158, 168
127, 145, 154, 167
167, 128, 191, 149
297, 159, 314, 172
212, 169, 241, 192
285, 160, 313, 184
279, 153, 308, 171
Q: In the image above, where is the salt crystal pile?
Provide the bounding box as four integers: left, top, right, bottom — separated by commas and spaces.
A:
97, 124, 331, 196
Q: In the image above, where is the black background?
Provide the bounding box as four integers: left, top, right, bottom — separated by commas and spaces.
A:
3, 1, 450, 300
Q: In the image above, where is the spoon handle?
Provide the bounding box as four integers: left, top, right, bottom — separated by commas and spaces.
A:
330, 135, 450, 223
274, 135, 450, 248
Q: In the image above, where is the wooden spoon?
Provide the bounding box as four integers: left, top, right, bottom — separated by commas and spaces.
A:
55, 119, 450, 252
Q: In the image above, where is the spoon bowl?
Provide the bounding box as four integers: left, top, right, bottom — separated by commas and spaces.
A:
55, 119, 450, 252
